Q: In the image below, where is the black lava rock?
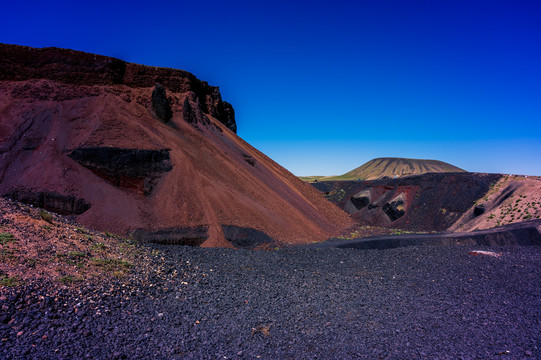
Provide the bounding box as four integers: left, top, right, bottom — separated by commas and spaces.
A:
474, 204, 486, 216
6, 190, 91, 215
1, 245, 540, 359
69, 147, 173, 194
182, 97, 209, 126
151, 84, 173, 123
383, 200, 406, 221
350, 195, 370, 210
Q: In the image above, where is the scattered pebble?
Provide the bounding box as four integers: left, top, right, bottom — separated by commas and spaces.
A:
1, 244, 539, 358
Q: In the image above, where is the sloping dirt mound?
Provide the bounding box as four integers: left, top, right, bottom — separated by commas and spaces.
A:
448, 175, 541, 232
0, 44, 353, 247
0, 196, 144, 284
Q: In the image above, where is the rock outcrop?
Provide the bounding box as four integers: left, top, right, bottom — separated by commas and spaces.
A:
350, 190, 371, 211
182, 96, 209, 126
0, 43, 236, 133
474, 204, 485, 216
382, 194, 406, 221
68, 147, 173, 195
311, 219, 541, 250
131, 225, 273, 249
6, 190, 91, 215
151, 84, 173, 124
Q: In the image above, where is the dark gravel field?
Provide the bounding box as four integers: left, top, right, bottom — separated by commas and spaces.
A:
1, 244, 540, 359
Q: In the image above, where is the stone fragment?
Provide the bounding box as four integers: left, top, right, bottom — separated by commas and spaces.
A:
474, 204, 485, 216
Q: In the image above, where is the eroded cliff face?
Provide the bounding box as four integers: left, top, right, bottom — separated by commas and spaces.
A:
0, 44, 352, 247
0, 43, 236, 133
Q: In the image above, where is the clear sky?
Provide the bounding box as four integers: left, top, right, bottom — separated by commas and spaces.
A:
2, 0, 540, 176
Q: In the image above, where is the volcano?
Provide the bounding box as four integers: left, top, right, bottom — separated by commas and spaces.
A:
0, 44, 353, 248
323, 157, 466, 181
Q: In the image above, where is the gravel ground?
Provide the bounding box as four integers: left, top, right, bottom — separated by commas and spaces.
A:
1, 244, 540, 359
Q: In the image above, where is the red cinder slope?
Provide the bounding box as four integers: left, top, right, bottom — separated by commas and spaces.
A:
0, 44, 353, 248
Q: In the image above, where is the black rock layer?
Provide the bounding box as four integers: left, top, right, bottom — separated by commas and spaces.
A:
69, 147, 172, 194
6, 190, 90, 215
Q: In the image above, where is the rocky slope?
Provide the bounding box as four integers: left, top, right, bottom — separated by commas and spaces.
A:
0, 44, 353, 248
0, 196, 144, 285
313, 157, 466, 181
448, 174, 541, 232
313, 173, 541, 233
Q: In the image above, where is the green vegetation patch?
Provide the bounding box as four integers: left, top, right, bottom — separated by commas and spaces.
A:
389, 229, 427, 236
324, 189, 347, 202
0, 232, 16, 245
55, 251, 88, 265
298, 176, 329, 182
68, 251, 87, 258
0, 275, 20, 287
75, 227, 88, 234
90, 242, 107, 251
57, 275, 83, 284
39, 210, 54, 223
0, 248, 17, 262
90, 257, 133, 272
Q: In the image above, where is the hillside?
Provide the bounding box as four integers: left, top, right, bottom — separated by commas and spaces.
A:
313, 173, 500, 232
312, 173, 541, 234
324, 157, 466, 181
0, 44, 353, 248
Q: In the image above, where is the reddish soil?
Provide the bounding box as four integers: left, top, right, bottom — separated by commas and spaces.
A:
448, 175, 541, 232
0, 44, 353, 248
0, 196, 144, 284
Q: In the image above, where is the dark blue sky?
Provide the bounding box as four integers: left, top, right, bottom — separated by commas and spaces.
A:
2, 0, 540, 175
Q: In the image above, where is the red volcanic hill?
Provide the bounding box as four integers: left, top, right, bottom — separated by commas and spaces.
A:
0, 44, 353, 248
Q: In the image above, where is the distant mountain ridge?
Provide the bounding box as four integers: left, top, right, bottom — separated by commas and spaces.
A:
309, 157, 466, 181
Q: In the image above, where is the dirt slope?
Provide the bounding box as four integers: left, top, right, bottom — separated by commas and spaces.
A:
0, 196, 144, 285
326, 157, 466, 181
448, 174, 541, 232
0, 44, 353, 248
